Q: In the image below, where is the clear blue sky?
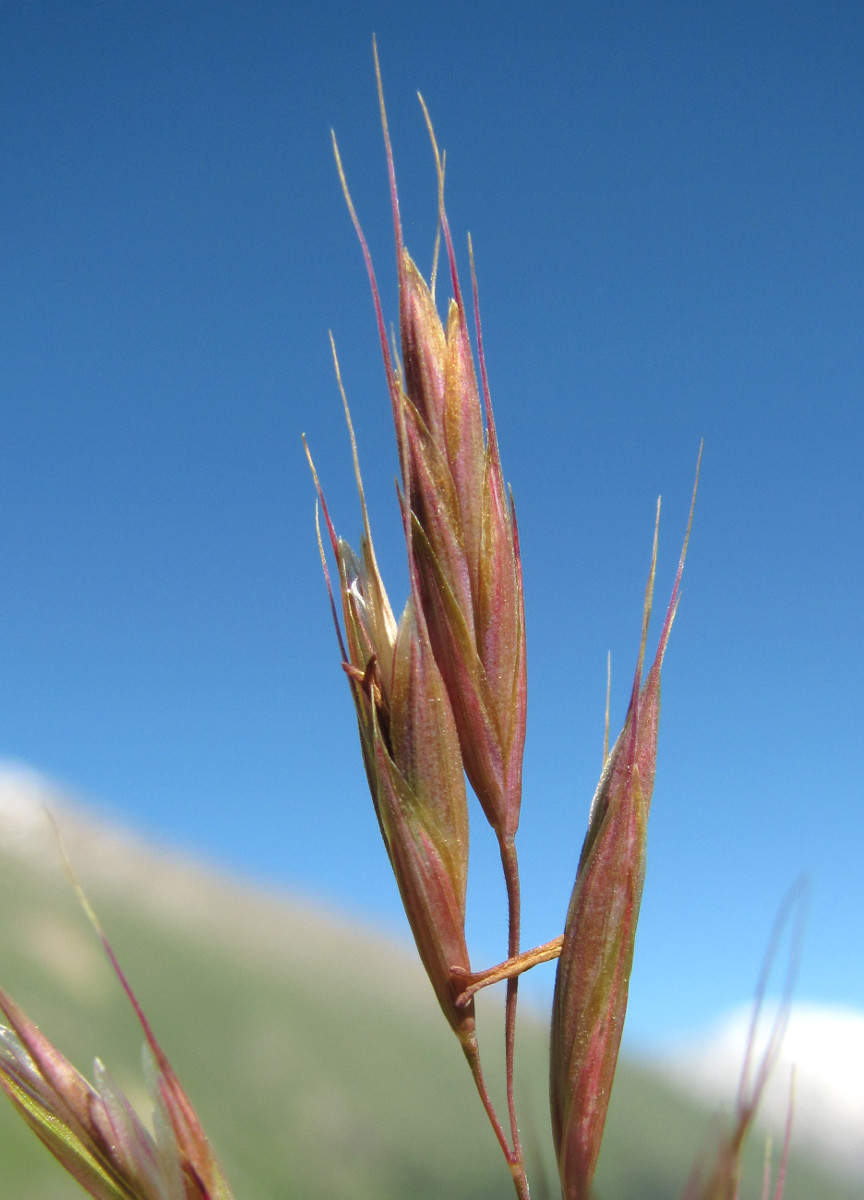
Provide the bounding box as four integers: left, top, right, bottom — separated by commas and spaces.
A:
0, 1, 861, 1045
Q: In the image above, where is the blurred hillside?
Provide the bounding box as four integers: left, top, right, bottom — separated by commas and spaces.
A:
0, 767, 855, 1200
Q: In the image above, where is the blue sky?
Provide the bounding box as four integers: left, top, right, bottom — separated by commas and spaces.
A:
0, 1, 861, 1045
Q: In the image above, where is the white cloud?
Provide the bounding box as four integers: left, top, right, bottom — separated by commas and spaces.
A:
657, 1002, 864, 1178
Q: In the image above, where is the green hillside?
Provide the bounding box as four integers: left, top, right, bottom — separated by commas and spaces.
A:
0, 796, 856, 1200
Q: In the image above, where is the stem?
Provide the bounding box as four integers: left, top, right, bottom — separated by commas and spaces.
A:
460, 1032, 511, 1162
460, 1033, 529, 1199
452, 934, 564, 1006
499, 834, 525, 1189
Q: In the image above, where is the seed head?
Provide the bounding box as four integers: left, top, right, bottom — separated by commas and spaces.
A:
306, 380, 474, 1042
331, 49, 527, 841
0, 967, 233, 1200
550, 488, 695, 1200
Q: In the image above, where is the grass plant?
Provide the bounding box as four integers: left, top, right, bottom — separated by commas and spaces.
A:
0, 42, 810, 1200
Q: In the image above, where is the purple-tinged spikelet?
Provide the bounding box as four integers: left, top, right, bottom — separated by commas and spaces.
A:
0, 940, 233, 1200
306, 376, 474, 1043
331, 61, 527, 843
550, 491, 695, 1200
